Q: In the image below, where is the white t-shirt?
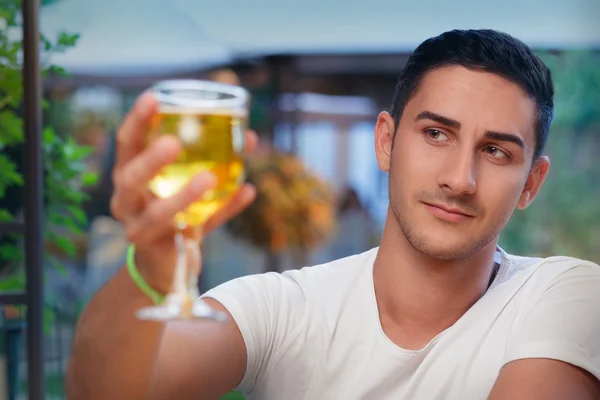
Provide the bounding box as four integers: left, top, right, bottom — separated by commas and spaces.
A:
203, 247, 600, 399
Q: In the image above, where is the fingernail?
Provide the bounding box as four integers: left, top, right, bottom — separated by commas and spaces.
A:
246, 184, 257, 198
139, 92, 155, 116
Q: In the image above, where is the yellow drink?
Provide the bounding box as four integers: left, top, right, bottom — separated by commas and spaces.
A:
148, 109, 246, 226
135, 80, 249, 322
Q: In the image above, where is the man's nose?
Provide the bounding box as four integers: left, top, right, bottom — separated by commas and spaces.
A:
436, 149, 477, 196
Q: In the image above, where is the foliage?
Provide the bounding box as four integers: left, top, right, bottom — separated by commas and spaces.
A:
0, 0, 95, 327
500, 51, 600, 262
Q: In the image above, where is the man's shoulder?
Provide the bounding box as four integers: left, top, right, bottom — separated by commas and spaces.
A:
504, 250, 599, 273
204, 248, 378, 302
281, 247, 378, 288
501, 249, 600, 293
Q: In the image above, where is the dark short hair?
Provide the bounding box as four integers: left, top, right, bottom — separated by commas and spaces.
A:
390, 29, 554, 160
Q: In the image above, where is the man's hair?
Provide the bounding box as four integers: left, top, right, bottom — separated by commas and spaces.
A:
390, 29, 554, 160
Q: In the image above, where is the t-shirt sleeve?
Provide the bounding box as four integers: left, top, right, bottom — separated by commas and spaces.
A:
201, 270, 308, 394
505, 260, 600, 380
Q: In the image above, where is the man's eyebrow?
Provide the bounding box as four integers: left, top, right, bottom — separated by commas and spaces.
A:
415, 111, 461, 129
484, 131, 526, 149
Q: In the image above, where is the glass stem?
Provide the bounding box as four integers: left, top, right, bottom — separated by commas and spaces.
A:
172, 226, 188, 298
186, 225, 202, 300
171, 219, 203, 302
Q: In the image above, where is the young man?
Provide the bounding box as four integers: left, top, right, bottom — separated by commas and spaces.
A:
67, 29, 600, 400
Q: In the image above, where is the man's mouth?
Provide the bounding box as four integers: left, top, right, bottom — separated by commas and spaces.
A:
422, 201, 475, 222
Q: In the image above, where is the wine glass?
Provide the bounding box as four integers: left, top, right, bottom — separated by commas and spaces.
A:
136, 80, 249, 321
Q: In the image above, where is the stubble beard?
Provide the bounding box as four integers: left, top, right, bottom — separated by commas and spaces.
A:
388, 169, 504, 261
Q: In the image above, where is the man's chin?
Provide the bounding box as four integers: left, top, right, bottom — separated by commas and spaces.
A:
393, 207, 494, 261
416, 244, 473, 261
406, 232, 480, 261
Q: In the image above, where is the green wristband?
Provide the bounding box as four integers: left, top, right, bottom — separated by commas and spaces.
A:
126, 245, 166, 305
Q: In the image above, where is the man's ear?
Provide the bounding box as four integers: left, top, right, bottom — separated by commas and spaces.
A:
517, 156, 550, 209
375, 112, 396, 172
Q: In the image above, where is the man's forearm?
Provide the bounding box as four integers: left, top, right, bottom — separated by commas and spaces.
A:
66, 267, 166, 400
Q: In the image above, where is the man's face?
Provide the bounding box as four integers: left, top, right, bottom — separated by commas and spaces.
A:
375, 66, 550, 260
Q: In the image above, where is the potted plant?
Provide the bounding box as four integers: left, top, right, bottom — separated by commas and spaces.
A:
227, 144, 337, 269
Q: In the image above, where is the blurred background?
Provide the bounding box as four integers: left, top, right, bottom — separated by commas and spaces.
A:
0, 0, 599, 398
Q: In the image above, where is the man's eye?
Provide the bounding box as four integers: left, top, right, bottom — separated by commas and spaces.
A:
424, 129, 448, 142
484, 146, 509, 160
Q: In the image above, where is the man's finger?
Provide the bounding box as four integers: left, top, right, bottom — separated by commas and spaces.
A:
245, 130, 258, 155
125, 172, 217, 244
114, 92, 157, 169
109, 187, 146, 222
204, 183, 257, 234
115, 135, 181, 193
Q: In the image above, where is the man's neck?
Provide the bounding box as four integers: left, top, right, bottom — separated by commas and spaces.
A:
373, 212, 499, 350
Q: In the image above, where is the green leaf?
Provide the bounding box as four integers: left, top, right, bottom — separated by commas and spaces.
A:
56, 32, 80, 49
40, 34, 53, 52
0, 67, 23, 102
67, 190, 87, 204
0, 6, 18, 27
43, 306, 55, 336
0, 208, 13, 222
0, 42, 20, 68
43, 126, 57, 144
46, 65, 68, 77
0, 242, 20, 264
82, 171, 99, 186
50, 238, 77, 259
48, 212, 84, 235
0, 153, 23, 196
0, 109, 24, 146
68, 206, 87, 225
0, 273, 25, 292
65, 140, 94, 161
49, 235, 77, 257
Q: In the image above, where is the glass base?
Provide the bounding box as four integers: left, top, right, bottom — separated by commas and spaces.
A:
136, 297, 227, 322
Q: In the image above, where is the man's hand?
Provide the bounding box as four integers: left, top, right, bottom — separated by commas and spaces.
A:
109, 92, 257, 292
